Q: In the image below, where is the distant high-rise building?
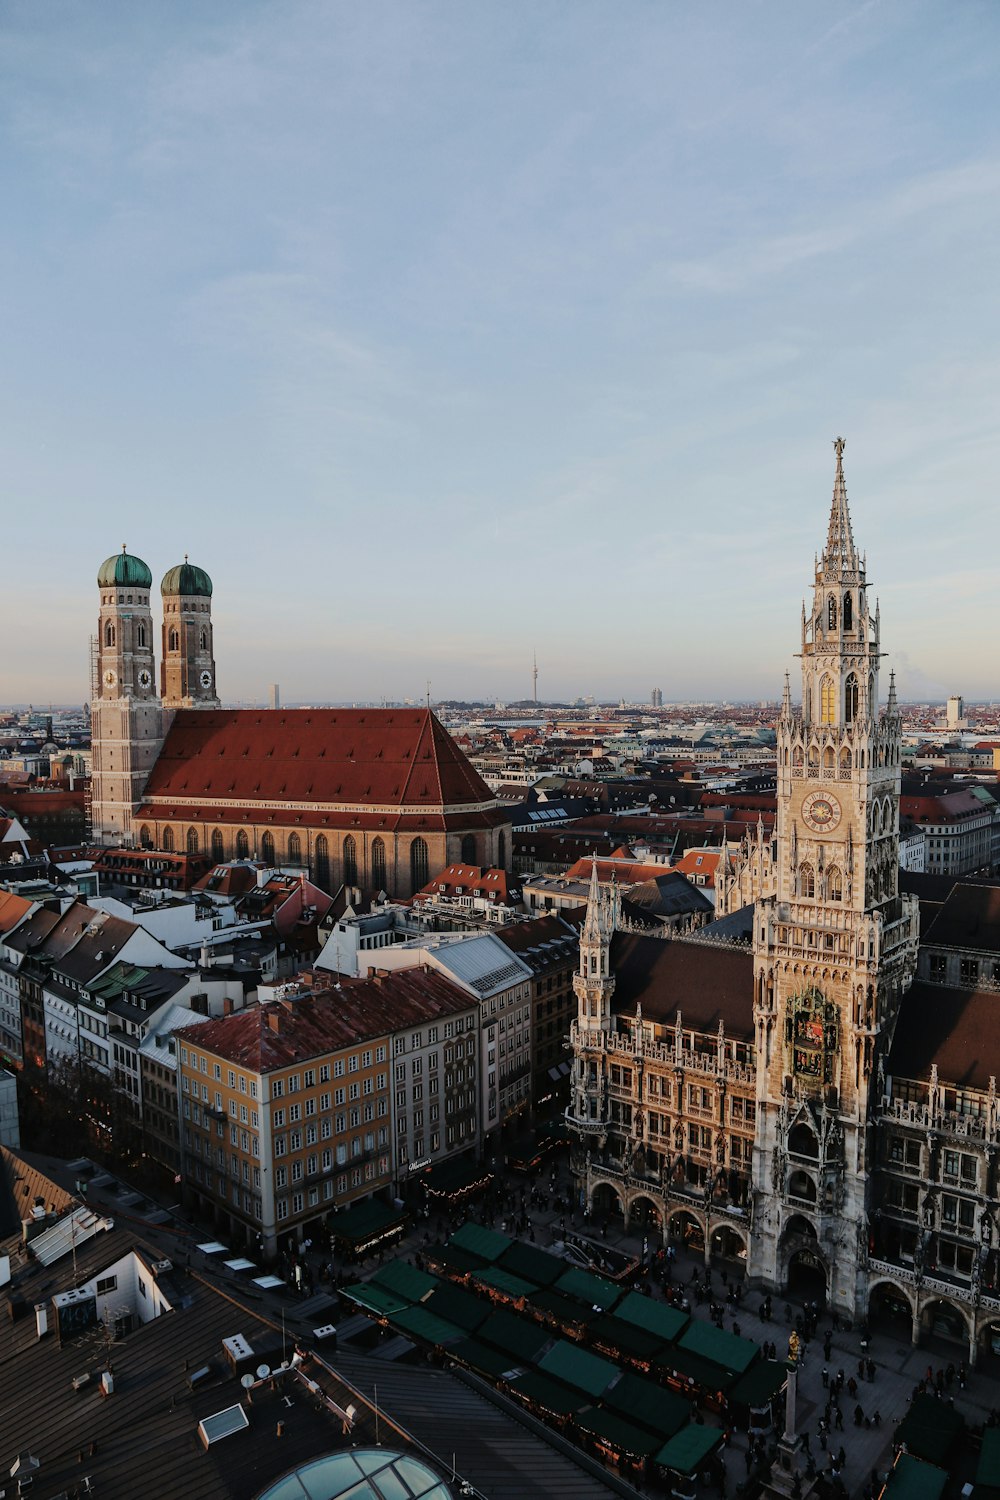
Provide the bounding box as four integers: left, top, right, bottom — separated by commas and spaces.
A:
269, 683, 280, 711
651, 688, 663, 708
946, 694, 966, 730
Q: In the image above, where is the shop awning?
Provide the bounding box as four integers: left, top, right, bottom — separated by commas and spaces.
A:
603, 1372, 690, 1441
328, 1197, 408, 1253
341, 1282, 411, 1319
471, 1266, 538, 1300
613, 1290, 689, 1344
729, 1359, 786, 1410
882, 1454, 948, 1500
392, 1305, 465, 1347
369, 1258, 439, 1304
450, 1337, 525, 1382
589, 1313, 666, 1363
423, 1283, 490, 1334
499, 1242, 565, 1287
575, 1407, 661, 1457
554, 1266, 622, 1311
479, 1308, 552, 1363
509, 1370, 587, 1419
677, 1320, 758, 1375
977, 1428, 1000, 1489
447, 1222, 511, 1264
894, 1393, 964, 1467
537, 1339, 619, 1399
420, 1154, 494, 1200
655, 1424, 723, 1475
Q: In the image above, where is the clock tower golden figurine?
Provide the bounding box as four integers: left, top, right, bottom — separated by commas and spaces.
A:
748, 440, 919, 1320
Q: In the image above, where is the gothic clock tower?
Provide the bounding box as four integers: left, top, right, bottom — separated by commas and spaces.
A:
748, 440, 918, 1319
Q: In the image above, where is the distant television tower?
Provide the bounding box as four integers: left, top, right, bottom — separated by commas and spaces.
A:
533, 649, 538, 704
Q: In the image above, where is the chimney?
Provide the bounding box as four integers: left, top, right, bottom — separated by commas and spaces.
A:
35, 1303, 48, 1338
267, 1010, 283, 1034
223, 997, 234, 1016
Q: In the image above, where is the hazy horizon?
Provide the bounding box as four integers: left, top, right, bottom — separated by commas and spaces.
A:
3, 3, 999, 705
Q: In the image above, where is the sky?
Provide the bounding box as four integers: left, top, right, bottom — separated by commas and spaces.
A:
2, 1, 999, 707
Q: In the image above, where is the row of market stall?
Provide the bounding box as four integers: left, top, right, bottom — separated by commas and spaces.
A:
342, 1222, 786, 1492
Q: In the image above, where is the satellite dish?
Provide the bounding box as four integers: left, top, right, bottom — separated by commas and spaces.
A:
241, 1373, 254, 1390
256, 1364, 271, 1381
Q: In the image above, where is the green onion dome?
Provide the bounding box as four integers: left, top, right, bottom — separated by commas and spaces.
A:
161, 559, 214, 597
97, 547, 153, 589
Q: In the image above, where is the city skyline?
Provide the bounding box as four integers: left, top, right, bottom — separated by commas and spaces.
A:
3, 3, 1000, 704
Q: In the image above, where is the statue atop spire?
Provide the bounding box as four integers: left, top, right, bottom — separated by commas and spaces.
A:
822, 436, 859, 577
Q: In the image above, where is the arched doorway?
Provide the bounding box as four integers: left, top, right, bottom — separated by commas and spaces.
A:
978, 1320, 1000, 1366
711, 1225, 747, 1263
629, 1195, 662, 1231
590, 1182, 625, 1223
869, 1282, 913, 1335
786, 1247, 827, 1306
668, 1209, 704, 1254
920, 1298, 967, 1347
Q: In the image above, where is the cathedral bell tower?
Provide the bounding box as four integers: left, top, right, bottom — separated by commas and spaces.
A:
91, 547, 163, 844
748, 440, 918, 1320
160, 559, 220, 723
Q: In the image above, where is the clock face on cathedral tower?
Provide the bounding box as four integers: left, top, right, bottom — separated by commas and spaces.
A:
802, 790, 842, 833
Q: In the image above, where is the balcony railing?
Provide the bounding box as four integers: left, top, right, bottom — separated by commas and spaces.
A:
868, 1256, 1000, 1312
569, 1022, 755, 1085
880, 1096, 998, 1144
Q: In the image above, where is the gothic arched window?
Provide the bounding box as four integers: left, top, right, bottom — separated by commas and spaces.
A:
168, 627, 179, 652
287, 832, 302, 866
200, 627, 208, 651
137, 622, 146, 648
799, 863, 815, 899
186, 826, 199, 854
314, 834, 330, 889
139, 824, 152, 849
211, 828, 224, 862
410, 837, 429, 892
162, 826, 175, 852
827, 595, 837, 630
823, 745, 835, 771
828, 865, 842, 901
820, 676, 836, 725
461, 834, 476, 866
236, 829, 250, 860
261, 831, 275, 866
343, 835, 358, 886
104, 621, 115, 648
844, 673, 859, 723
370, 836, 386, 892
843, 592, 853, 630
497, 831, 506, 870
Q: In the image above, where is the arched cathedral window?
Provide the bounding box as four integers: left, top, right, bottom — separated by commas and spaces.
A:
844, 673, 859, 723
799, 863, 815, 899
168, 627, 179, 652
827, 595, 837, 630
211, 828, 224, 862
820, 677, 835, 725
370, 836, 385, 891
287, 832, 302, 865
827, 865, 842, 901
843, 592, 853, 630
162, 826, 174, 852
105, 622, 115, 648
200, 628, 208, 651
137, 622, 146, 648
410, 837, 429, 892
186, 826, 199, 854
315, 834, 330, 889
236, 829, 250, 860
261, 831, 275, 865
343, 835, 358, 886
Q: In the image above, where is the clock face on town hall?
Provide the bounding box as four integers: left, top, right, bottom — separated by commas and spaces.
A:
801, 790, 841, 833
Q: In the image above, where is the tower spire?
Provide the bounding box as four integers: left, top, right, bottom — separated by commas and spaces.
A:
582, 856, 604, 945
822, 437, 858, 576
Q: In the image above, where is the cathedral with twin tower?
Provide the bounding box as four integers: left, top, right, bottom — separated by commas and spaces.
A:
90, 550, 510, 895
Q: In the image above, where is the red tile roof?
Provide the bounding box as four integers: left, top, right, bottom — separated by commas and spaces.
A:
177, 967, 475, 1070
142, 709, 496, 816
0, 890, 34, 935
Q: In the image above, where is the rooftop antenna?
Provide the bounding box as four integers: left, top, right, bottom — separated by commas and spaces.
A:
533, 649, 538, 705
374, 1383, 381, 1446
425, 680, 432, 709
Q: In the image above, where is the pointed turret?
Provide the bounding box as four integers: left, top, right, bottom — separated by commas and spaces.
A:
887, 670, 898, 715
781, 671, 792, 720
582, 856, 604, 946
822, 437, 859, 577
